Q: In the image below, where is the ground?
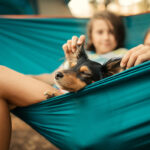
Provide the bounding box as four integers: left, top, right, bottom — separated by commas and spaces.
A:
10, 114, 59, 150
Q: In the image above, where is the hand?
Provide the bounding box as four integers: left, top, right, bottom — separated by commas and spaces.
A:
62, 35, 85, 58
120, 44, 150, 69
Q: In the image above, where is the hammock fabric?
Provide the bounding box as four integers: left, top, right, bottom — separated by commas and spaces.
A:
0, 0, 34, 15
0, 13, 150, 150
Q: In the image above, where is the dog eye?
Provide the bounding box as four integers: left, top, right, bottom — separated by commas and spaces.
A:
80, 71, 92, 76
79, 66, 92, 77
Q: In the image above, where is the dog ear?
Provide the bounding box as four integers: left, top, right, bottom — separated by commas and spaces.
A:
76, 43, 88, 60
102, 58, 124, 78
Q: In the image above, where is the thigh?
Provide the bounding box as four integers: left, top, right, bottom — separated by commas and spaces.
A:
0, 66, 58, 107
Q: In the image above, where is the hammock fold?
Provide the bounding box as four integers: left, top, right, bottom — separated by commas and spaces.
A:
0, 13, 150, 150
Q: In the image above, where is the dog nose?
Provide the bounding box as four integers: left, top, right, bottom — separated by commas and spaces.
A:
55, 72, 64, 80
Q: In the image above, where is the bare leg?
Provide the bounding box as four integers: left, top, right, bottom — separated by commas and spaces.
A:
0, 65, 61, 107
0, 65, 61, 150
0, 99, 11, 150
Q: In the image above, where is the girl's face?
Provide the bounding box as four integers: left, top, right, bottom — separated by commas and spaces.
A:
144, 32, 150, 47
91, 19, 117, 54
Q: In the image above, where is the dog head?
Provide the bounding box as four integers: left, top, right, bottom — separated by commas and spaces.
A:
55, 44, 124, 92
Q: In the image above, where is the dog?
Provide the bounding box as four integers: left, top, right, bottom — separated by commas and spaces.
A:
45, 44, 124, 98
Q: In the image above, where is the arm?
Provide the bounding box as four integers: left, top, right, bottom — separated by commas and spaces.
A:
29, 73, 55, 85
120, 44, 150, 69
29, 66, 63, 85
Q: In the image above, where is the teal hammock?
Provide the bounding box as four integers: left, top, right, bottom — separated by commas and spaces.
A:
0, 13, 150, 150
0, 0, 35, 14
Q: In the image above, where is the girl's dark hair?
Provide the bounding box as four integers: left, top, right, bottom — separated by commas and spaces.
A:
86, 11, 125, 52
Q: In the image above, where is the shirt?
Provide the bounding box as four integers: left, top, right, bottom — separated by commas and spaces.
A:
86, 48, 128, 64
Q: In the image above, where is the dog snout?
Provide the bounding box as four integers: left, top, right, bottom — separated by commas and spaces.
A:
55, 72, 64, 80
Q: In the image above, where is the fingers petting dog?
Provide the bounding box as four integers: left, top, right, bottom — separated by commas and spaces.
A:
63, 43, 88, 68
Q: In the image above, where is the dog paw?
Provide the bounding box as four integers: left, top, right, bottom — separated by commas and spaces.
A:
44, 90, 62, 99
